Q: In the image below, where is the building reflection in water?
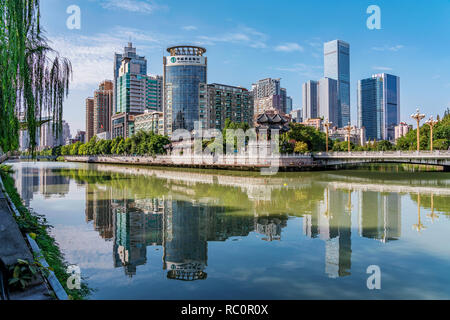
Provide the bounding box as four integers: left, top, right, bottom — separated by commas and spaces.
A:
14, 167, 70, 206
303, 188, 401, 278
12, 165, 416, 281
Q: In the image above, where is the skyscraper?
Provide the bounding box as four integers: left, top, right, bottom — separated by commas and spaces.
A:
85, 97, 94, 142
163, 45, 208, 136
302, 80, 318, 120
324, 40, 350, 127
280, 87, 287, 113
318, 77, 339, 126
93, 80, 113, 137
286, 96, 293, 114
112, 57, 163, 139
114, 43, 147, 114
357, 73, 400, 141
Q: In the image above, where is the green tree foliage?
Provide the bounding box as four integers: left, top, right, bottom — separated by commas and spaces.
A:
396, 110, 450, 151
50, 131, 170, 157
293, 141, 309, 153
280, 123, 327, 153
0, 0, 72, 154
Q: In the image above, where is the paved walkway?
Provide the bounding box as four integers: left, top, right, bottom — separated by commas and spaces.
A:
0, 188, 53, 300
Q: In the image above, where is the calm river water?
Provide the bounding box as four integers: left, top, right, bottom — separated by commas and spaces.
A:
9, 161, 450, 299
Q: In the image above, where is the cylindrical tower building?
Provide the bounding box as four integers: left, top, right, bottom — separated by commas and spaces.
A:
163, 45, 207, 136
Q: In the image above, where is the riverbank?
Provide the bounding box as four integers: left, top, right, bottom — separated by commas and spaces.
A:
0, 163, 90, 300
62, 152, 450, 172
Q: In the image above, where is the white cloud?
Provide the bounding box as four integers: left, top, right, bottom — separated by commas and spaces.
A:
100, 0, 167, 14
182, 25, 198, 31
372, 66, 393, 71
196, 26, 268, 49
48, 27, 163, 89
372, 45, 404, 52
275, 63, 322, 78
275, 42, 304, 52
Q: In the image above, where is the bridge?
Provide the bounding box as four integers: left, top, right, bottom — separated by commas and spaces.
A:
313, 150, 450, 170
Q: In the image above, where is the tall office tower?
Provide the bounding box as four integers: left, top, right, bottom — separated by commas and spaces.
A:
113, 43, 147, 114
85, 97, 94, 142
357, 73, 400, 141
112, 57, 163, 138
93, 80, 113, 137
207, 83, 253, 130
61, 121, 71, 145
286, 96, 293, 114
318, 77, 339, 126
324, 40, 350, 127
280, 87, 287, 113
252, 78, 282, 115
358, 191, 401, 242
163, 45, 207, 136
302, 80, 319, 120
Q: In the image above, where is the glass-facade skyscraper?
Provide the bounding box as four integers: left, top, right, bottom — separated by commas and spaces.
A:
163, 46, 207, 136
324, 40, 350, 127
357, 73, 400, 141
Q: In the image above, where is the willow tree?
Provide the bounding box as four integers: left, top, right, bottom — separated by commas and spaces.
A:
0, 0, 72, 154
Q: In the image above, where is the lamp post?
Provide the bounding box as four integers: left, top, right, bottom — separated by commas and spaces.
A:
410, 108, 425, 151
425, 116, 438, 151
413, 193, 426, 233
323, 119, 332, 152
344, 122, 352, 153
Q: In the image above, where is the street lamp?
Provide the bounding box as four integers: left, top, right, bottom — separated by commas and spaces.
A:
413, 193, 426, 233
323, 119, 332, 152
344, 122, 352, 153
425, 116, 438, 151
410, 108, 425, 151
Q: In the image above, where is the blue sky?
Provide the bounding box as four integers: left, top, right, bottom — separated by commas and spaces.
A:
40, 0, 450, 135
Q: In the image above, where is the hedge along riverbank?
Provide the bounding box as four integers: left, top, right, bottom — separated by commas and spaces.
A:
0, 165, 91, 300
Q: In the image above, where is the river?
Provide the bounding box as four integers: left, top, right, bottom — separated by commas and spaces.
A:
8, 161, 450, 299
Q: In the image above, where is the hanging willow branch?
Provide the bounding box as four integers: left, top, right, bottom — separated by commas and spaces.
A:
0, 0, 72, 154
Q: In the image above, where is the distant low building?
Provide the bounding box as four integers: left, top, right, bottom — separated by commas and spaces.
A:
329, 126, 366, 146
301, 118, 323, 131
394, 122, 412, 141
134, 110, 164, 135
97, 131, 111, 140
290, 109, 302, 123
74, 130, 86, 143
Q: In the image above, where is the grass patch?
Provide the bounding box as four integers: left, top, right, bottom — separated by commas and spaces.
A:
0, 166, 91, 300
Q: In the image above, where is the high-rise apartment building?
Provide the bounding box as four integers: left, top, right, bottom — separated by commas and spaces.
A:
302, 80, 319, 120
85, 97, 94, 142
357, 73, 400, 141
318, 77, 339, 126
94, 80, 113, 137
252, 78, 282, 115
163, 45, 208, 136
207, 83, 253, 130
114, 43, 147, 114
324, 40, 350, 127
112, 57, 163, 139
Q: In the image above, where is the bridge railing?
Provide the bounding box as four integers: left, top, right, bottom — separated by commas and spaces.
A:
313, 150, 450, 157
